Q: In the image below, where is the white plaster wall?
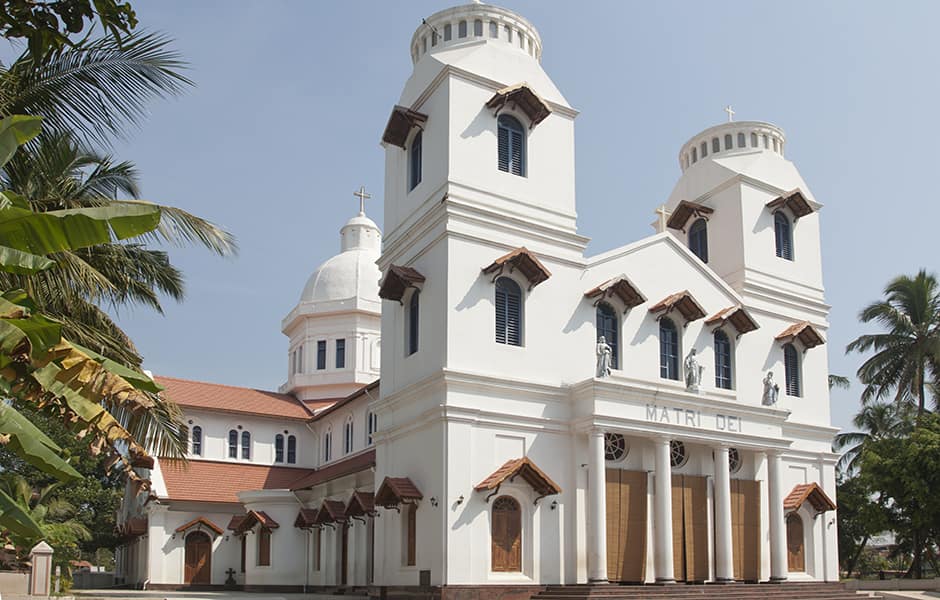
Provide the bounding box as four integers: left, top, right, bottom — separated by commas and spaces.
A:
240, 491, 308, 587
183, 408, 316, 468
147, 505, 244, 585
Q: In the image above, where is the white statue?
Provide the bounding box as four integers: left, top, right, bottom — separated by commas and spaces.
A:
762, 371, 780, 406
596, 336, 612, 378
684, 348, 703, 392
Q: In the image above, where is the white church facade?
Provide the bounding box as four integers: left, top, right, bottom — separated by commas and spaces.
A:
116, 1, 843, 596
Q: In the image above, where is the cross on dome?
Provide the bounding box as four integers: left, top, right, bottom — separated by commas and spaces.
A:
353, 185, 372, 215
724, 105, 735, 122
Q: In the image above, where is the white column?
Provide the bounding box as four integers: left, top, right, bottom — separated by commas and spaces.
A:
713, 446, 735, 583
767, 451, 788, 581
653, 437, 675, 583
587, 429, 608, 583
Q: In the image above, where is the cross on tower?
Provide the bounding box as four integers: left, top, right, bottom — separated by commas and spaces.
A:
353, 185, 372, 215
724, 105, 735, 122
655, 204, 670, 233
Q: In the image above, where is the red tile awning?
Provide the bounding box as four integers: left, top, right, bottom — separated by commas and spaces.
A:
174, 517, 223, 537
289, 448, 376, 491
482, 247, 551, 290
314, 500, 347, 526
232, 510, 279, 536
783, 483, 836, 513
584, 275, 645, 312
766, 189, 814, 219
381, 105, 428, 149
776, 321, 825, 349
666, 200, 714, 232
648, 290, 706, 325
118, 516, 148, 539
294, 509, 319, 529
379, 265, 426, 303
345, 491, 375, 518
475, 457, 561, 504
705, 306, 759, 336
375, 476, 423, 509
485, 83, 552, 127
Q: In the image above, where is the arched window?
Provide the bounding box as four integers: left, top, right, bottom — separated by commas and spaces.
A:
700, 141, 708, 158
407, 290, 419, 355
257, 527, 272, 567
228, 430, 238, 459
443, 23, 452, 41
491, 496, 522, 572
688, 218, 708, 263
497, 114, 526, 177
458, 20, 467, 38
504, 25, 512, 42
274, 434, 284, 463
344, 418, 354, 455
714, 330, 732, 389
287, 435, 297, 464
367, 412, 377, 446
784, 343, 801, 397
474, 19, 483, 36
659, 318, 679, 380
737, 132, 746, 147
596, 302, 619, 370
409, 131, 422, 191
323, 428, 332, 462
241, 431, 251, 460
489, 21, 498, 38
691, 147, 697, 163
774, 212, 793, 260
495, 277, 523, 346
192, 426, 202, 456
724, 134, 733, 150
751, 132, 758, 147
712, 137, 720, 153
431, 31, 438, 46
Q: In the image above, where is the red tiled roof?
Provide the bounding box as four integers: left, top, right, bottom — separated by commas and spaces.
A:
315, 500, 346, 525
648, 290, 706, 324
475, 457, 561, 499
233, 510, 279, 535
155, 375, 313, 420
159, 459, 314, 504
379, 265, 426, 302
766, 189, 814, 219
227, 515, 246, 531
310, 380, 379, 423
174, 516, 224, 536
346, 491, 375, 517
776, 321, 825, 349
783, 483, 837, 513
482, 247, 552, 289
294, 509, 318, 529
375, 476, 423, 508
666, 200, 714, 232
705, 306, 759, 336
584, 275, 645, 310
289, 449, 376, 491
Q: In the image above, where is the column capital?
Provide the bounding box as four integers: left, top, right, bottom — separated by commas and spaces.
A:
653, 434, 671, 445
588, 427, 606, 439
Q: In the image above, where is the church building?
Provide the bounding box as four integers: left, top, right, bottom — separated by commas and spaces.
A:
116, 0, 842, 595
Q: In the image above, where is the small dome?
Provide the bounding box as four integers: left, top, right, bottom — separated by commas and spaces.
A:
298, 212, 382, 305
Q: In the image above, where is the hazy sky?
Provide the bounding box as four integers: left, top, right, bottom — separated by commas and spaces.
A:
65, 0, 940, 432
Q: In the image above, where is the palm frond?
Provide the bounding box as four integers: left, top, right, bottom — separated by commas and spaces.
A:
115, 201, 237, 256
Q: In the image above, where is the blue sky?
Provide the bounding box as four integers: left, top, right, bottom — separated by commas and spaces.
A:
75, 0, 940, 432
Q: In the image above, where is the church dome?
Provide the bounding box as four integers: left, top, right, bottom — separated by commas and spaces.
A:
298, 212, 382, 306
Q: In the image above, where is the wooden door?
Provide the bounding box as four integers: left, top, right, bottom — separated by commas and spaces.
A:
786, 513, 805, 572
671, 475, 709, 582
184, 531, 211, 585
491, 496, 522, 572
730, 479, 761, 581
341, 523, 349, 585
606, 469, 647, 582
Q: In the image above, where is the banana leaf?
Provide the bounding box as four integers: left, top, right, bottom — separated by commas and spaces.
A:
0, 116, 43, 168
0, 245, 55, 274
70, 342, 164, 394
0, 487, 42, 539
0, 402, 80, 481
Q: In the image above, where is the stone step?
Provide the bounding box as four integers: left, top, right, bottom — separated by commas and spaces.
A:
531, 582, 880, 600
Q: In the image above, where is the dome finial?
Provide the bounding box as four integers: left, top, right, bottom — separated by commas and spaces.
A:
353, 185, 372, 216
724, 105, 735, 122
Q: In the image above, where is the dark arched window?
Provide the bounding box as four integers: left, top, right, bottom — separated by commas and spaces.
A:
724, 134, 733, 150
409, 131, 422, 191
344, 419, 354, 455
737, 132, 746, 147
287, 435, 296, 464
596, 302, 619, 370
774, 212, 793, 260
497, 115, 526, 177
491, 496, 522, 572
714, 330, 732, 389
689, 218, 708, 263
495, 277, 523, 346
659, 318, 679, 380
241, 431, 251, 460
407, 290, 419, 355
784, 343, 801, 397
275, 434, 284, 463
228, 430, 238, 459
367, 412, 377, 446
712, 137, 720, 153
323, 429, 332, 462
192, 426, 202, 456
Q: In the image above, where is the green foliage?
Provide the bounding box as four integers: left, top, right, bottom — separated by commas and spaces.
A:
0, 0, 137, 60
837, 475, 889, 577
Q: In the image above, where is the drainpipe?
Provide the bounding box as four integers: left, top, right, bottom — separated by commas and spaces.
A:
292, 491, 310, 593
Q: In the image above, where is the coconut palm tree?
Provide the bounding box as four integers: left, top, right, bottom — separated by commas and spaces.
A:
846, 270, 940, 418
833, 401, 912, 474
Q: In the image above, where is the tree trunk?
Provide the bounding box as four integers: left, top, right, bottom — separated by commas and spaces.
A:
846, 535, 870, 579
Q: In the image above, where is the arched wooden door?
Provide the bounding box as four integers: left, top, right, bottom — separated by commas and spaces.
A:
491, 496, 521, 572
184, 531, 211, 585
786, 513, 805, 572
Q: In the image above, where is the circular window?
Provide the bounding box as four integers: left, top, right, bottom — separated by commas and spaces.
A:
728, 448, 742, 473
670, 440, 687, 468
604, 433, 628, 462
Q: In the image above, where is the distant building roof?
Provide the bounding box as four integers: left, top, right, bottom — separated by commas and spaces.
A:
159, 459, 313, 504
156, 375, 313, 420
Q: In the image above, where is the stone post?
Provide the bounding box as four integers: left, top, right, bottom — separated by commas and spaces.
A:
29, 540, 53, 596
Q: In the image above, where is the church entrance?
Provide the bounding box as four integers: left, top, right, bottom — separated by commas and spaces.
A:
491, 496, 522, 572
786, 513, 805, 572
671, 474, 708, 582
605, 469, 647, 582
730, 479, 761, 581
184, 531, 211, 585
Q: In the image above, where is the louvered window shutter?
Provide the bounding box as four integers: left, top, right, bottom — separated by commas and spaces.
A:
410, 132, 422, 191
659, 318, 679, 380
498, 124, 510, 172
784, 344, 801, 396
497, 115, 526, 176
510, 129, 524, 176
408, 292, 419, 355
775, 212, 793, 260
714, 331, 732, 389
495, 278, 522, 346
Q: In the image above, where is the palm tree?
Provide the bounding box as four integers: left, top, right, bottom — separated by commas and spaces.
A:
833, 402, 912, 474
846, 270, 940, 418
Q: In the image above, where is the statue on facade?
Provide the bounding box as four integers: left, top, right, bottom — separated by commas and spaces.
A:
596, 336, 612, 378
684, 348, 703, 392
762, 371, 780, 406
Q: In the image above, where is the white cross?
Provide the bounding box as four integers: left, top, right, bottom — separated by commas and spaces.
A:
655, 204, 669, 232
353, 185, 372, 215
724, 105, 735, 122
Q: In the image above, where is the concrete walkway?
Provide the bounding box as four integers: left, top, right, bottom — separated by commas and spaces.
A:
73, 591, 354, 600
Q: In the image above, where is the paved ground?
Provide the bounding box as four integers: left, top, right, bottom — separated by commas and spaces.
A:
72, 591, 355, 600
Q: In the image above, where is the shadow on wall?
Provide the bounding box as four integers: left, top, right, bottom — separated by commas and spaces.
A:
455, 271, 492, 312
461, 106, 494, 141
